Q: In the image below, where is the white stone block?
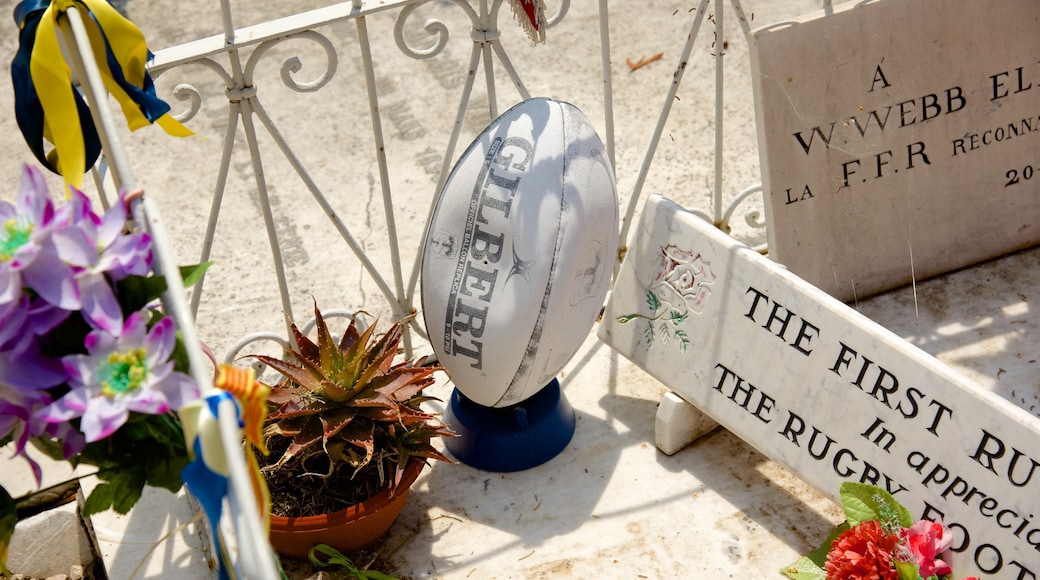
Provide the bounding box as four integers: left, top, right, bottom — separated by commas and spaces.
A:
655, 391, 720, 455
750, 0, 1040, 300
7, 503, 93, 578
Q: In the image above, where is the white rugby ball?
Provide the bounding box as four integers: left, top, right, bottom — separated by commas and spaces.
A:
421, 98, 619, 408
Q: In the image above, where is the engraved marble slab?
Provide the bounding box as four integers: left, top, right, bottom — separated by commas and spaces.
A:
749, 0, 1040, 301
599, 194, 1040, 578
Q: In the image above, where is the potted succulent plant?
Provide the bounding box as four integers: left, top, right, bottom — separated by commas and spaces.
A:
249, 302, 454, 558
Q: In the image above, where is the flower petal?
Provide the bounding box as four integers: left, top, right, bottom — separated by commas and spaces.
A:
62, 353, 98, 387
157, 371, 199, 410
49, 226, 97, 268
0, 297, 29, 349
80, 396, 129, 442
35, 389, 88, 424
97, 196, 127, 249
65, 188, 101, 229
127, 390, 170, 415
146, 317, 176, 364
21, 251, 81, 310
17, 165, 53, 226
96, 232, 152, 279
120, 311, 148, 345
59, 427, 86, 458
0, 270, 22, 306
0, 348, 66, 389
24, 298, 71, 337
78, 273, 123, 333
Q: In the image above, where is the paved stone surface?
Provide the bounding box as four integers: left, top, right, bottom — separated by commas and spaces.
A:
2, 1, 1036, 578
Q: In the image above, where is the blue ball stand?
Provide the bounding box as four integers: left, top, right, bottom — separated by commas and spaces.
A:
443, 378, 576, 472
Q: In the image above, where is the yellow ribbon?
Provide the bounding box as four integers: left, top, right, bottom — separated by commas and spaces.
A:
27, 0, 192, 189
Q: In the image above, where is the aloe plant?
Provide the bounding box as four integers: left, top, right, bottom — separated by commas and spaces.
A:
251, 302, 453, 511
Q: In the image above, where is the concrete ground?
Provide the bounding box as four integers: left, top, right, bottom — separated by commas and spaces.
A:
1, 0, 1036, 578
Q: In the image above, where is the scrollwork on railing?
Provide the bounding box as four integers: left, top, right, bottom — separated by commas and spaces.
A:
222, 331, 294, 381
687, 183, 767, 239
244, 30, 338, 92
221, 310, 368, 381
720, 183, 766, 232
394, 1, 457, 60
153, 58, 232, 124
169, 83, 202, 124
545, 0, 570, 27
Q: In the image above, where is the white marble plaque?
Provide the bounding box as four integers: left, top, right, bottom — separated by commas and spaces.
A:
750, 0, 1040, 301
599, 194, 1040, 578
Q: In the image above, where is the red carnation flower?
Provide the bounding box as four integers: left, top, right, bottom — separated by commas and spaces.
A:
825, 520, 900, 580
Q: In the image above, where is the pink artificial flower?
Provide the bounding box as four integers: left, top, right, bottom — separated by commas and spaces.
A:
903, 519, 953, 578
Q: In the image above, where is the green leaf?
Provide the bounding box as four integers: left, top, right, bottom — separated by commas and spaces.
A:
645, 290, 661, 312
308, 544, 400, 580
83, 466, 149, 517
169, 334, 192, 373
806, 522, 847, 567
145, 456, 189, 493
28, 436, 67, 462
0, 486, 16, 576
114, 262, 212, 313
895, 560, 921, 580
112, 484, 145, 514
675, 329, 690, 353
615, 314, 640, 324
839, 482, 912, 527
179, 262, 213, 288
779, 556, 826, 580
115, 275, 166, 313
108, 468, 147, 514
82, 482, 117, 517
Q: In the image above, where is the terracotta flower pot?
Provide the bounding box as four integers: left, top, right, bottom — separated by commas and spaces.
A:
268, 458, 425, 558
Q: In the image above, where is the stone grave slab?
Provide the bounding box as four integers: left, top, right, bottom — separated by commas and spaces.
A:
599, 194, 1040, 577
749, 0, 1040, 301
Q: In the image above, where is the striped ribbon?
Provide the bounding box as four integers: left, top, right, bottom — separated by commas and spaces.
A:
11, 0, 192, 189
214, 365, 270, 456
180, 367, 272, 580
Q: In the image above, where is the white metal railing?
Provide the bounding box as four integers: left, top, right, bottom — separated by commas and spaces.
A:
144, 0, 793, 366
67, 0, 834, 574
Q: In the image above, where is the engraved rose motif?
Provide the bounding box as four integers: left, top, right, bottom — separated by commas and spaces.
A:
651, 244, 715, 316
617, 244, 715, 353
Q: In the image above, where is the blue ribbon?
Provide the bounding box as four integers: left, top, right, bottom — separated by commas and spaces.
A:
10, 0, 190, 187
11, 0, 102, 177
181, 393, 235, 580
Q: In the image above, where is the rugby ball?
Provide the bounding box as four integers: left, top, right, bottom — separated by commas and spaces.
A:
421, 98, 618, 408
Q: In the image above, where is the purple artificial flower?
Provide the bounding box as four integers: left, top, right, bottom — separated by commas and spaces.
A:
63, 186, 152, 334
0, 294, 70, 354
0, 165, 90, 312
37, 311, 199, 443
0, 346, 70, 483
